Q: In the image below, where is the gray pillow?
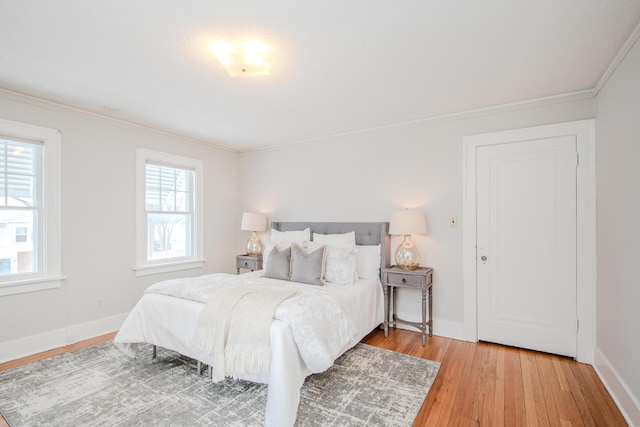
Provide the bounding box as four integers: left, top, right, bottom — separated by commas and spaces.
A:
263, 245, 291, 280
290, 243, 326, 286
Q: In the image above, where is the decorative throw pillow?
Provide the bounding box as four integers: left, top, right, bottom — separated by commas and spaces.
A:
304, 241, 356, 285
290, 243, 326, 286
262, 241, 277, 271
356, 244, 382, 279
263, 245, 292, 281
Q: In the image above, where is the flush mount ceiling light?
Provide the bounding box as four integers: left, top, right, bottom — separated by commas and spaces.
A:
210, 40, 270, 77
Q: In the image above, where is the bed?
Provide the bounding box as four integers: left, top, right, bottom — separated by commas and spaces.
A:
114, 221, 390, 427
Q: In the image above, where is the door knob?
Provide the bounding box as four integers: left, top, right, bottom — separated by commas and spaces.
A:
481, 256, 487, 261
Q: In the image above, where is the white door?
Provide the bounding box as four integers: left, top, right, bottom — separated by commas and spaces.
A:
476, 135, 577, 357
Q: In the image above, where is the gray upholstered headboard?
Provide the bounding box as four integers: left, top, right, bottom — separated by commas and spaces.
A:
270, 222, 390, 277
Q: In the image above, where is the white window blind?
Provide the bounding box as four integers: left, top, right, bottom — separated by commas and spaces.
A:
145, 162, 194, 261
0, 138, 41, 277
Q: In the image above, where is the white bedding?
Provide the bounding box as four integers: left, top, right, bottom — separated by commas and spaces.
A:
114, 270, 384, 427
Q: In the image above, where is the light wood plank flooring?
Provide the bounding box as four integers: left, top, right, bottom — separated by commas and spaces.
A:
0, 330, 627, 426
362, 329, 627, 426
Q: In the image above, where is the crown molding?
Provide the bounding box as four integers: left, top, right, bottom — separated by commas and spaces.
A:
2, 84, 596, 157
238, 89, 595, 154
0, 87, 236, 154
594, 21, 640, 96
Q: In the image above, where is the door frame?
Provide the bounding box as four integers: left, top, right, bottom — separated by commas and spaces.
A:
462, 120, 596, 363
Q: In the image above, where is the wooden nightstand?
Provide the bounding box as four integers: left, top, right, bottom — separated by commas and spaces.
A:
236, 254, 263, 274
382, 266, 433, 346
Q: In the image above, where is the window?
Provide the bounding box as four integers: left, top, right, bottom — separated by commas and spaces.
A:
15, 227, 28, 243
146, 163, 192, 260
0, 140, 37, 274
0, 259, 11, 275
135, 149, 204, 276
0, 118, 62, 296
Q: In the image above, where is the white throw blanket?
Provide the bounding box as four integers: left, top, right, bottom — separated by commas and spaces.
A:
145, 273, 358, 373
193, 286, 298, 382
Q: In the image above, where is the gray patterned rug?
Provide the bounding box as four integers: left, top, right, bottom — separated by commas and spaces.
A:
0, 341, 440, 426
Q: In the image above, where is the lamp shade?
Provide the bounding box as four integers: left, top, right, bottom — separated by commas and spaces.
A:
389, 210, 426, 270
240, 212, 267, 231
389, 210, 426, 235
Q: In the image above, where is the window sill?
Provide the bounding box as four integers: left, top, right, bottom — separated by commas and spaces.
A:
134, 259, 206, 277
0, 276, 67, 297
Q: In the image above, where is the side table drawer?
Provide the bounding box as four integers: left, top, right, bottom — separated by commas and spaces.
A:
236, 258, 253, 269
236, 255, 262, 273
386, 272, 423, 287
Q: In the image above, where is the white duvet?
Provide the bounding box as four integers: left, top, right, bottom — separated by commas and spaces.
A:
144, 273, 359, 374
114, 271, 384, 427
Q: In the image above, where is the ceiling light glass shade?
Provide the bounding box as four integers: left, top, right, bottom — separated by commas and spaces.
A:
241, 212, 267, 256
389, 210, 426, 270
210, 40, 270, 77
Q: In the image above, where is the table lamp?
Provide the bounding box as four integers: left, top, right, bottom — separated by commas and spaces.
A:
389, 210, 426, 270
240, 212, 267, 256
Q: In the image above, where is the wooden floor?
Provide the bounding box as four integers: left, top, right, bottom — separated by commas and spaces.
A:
363, 329, 627, 426
0, 329, 627, 426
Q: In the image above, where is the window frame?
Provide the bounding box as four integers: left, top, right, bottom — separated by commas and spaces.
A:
0, 118, 63, 296
135, 148, 204, 276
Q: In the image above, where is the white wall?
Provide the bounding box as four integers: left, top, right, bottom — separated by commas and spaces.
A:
0, 91, 240, 362
595, 35, 640, 424
239, 97, 595, 339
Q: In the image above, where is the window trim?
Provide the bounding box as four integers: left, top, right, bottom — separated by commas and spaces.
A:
0, 118, 63, 296
135, 148, 205, 276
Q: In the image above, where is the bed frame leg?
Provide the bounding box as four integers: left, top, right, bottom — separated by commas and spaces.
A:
208, 365, 213, 379
197, 360, 202, 375
152, 345, 157, 359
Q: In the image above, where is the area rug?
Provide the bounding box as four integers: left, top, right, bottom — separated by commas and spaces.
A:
0, 341, 440, 426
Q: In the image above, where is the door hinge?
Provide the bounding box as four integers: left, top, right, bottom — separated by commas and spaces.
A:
576, 318, 580, 333
576, 153, 580, 167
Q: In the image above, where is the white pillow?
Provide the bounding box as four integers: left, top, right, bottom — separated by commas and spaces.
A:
356, 244, 382, 279
271, 228, 311, 247
303, 241, 357, 285
313, 231, 356, 248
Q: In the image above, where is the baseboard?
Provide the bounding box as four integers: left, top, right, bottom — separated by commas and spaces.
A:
0, 328, 68, 365
0, 313, 127, 364
593, 346, 640, 427
392, 311, 465, 341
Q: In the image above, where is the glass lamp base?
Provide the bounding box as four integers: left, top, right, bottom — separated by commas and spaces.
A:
246, 232, 264, 257
395, 235, 420, 270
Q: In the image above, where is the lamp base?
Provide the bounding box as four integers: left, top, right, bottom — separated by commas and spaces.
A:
246, 231, 264, 257
395, 235, 420, 270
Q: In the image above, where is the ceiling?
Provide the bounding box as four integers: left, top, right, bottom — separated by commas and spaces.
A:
1, 1, 639, 152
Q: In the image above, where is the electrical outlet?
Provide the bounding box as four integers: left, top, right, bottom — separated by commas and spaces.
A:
449, 216, 458, 228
